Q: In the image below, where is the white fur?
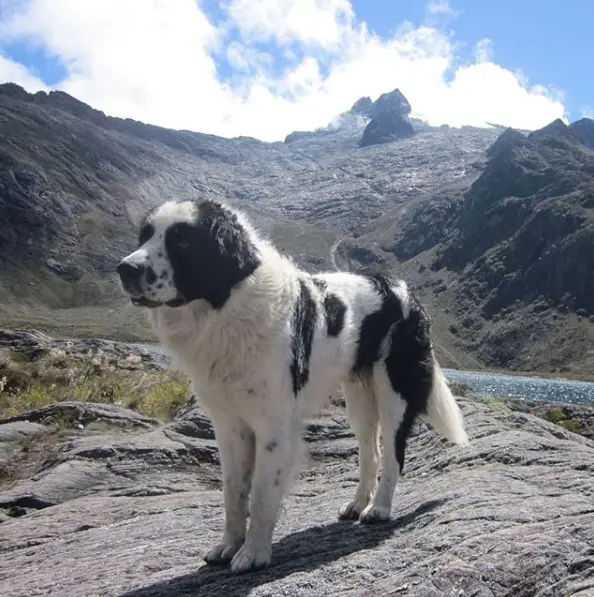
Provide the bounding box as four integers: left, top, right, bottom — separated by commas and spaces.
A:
124, 201, 468, 573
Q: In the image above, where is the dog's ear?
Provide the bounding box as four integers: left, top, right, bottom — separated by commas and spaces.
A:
168, 200, 261, 309
198, 200, 261, 271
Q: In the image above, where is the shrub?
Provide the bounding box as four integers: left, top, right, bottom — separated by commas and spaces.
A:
545, 408, 566, 423
560, 419, 581, 433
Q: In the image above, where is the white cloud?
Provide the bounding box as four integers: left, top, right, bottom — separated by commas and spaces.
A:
424, 0, 459, 27
474, 38, 494, 63
581, 105, 594, 120
224, 0, 355, 50
0, 0, 567, 142
0, 51, 47, 91
225, 41, 274, 74
426, 0, 455, 16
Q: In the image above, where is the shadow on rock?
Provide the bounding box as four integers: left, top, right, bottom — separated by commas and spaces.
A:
119, 498, 447, 597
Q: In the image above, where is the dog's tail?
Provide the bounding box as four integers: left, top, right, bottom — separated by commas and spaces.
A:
425, 358, 469, 444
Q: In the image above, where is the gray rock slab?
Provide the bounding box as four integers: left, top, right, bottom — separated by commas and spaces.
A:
0, 400, 592, 597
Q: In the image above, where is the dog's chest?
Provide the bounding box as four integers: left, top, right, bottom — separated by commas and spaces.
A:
159, 316, 282, 395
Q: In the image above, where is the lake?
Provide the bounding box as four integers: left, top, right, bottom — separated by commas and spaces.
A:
444, 368, 594, 406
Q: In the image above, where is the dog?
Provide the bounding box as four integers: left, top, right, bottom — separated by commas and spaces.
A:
117, 198, 468, 574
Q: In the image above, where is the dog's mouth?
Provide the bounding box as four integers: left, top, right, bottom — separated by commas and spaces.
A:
129, 295, 188, 309
131, 296, 162, 309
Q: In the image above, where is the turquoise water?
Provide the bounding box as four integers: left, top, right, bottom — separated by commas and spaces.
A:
444, 368, 594, 406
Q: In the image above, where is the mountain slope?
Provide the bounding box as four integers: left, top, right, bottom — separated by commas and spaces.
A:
351, 120, 594, 375
1, 82, 592, 376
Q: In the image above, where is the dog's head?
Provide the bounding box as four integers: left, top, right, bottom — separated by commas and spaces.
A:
117, 199, 261, 310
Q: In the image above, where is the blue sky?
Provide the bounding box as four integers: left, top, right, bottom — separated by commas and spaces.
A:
352, 0, 594, 121
0, 0, 589, 141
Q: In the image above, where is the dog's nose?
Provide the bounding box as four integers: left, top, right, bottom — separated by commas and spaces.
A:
117, 261, 145, 285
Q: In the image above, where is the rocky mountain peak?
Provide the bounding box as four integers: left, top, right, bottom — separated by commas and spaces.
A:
348, 96, 373, 118
370, 88, 412, 119
527, 118, 583, 149
0, 83, 108, 125
359, 88, 415, 147
529, 117, 571, 136
485, 127, 531, 159
0, 82, 30, 101
569, 117, 594, 150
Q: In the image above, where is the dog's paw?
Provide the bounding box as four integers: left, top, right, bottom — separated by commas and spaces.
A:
359, 504, 391, 524
204, 540, 243, 565
338, 500, 366, 520
230, 542, 271, 574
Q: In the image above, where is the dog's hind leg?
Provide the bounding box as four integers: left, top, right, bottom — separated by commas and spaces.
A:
205, 415, 255, 565
359, 363, 410, 523
338, 377, 380, 520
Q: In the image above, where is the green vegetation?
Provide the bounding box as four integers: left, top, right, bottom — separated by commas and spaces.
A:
0, 347, 190, 422
559, 419, 581, 433
473, 395, 510, 411
542, 407, 581, 434
544, 407, 566, 423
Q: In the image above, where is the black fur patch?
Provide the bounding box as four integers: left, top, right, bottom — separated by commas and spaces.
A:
351, 274, 403, 373
385, 292, 434, 472
164, 200, 261, 309
146, 267, 157, 285
323, 293, 346, 337
352, 273, 434, 474
395, 407, 418, 473
312, 276, 346, 337
290, 279, 317, 396
138, 222, 155, 246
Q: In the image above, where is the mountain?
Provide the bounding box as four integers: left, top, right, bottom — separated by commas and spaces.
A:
353, 119, 594, 375
0, 82, 592, 376
285, 88, 417, 150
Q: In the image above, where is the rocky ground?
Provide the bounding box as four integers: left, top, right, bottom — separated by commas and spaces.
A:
0, 328, 168, 370
1, 333, 594, 597
506, 398, 594, 441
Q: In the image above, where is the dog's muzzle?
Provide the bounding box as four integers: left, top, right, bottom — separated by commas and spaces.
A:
117, 261, 145, 297
116, 259, 188, 309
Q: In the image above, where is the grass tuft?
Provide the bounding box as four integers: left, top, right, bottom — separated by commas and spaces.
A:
0, 347, 190, 422
559, 419, 581, 433
544, 408, 565, 423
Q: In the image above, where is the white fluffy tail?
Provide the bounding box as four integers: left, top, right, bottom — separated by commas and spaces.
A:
426, 360, 469, 444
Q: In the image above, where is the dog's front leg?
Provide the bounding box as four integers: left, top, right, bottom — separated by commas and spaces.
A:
205, 416, 255, 565
230, 421, 293, 573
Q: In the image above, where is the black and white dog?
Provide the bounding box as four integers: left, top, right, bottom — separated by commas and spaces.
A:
117, 199, 468, 574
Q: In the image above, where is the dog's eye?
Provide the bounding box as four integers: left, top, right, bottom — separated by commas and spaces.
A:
171, 225, 190, 249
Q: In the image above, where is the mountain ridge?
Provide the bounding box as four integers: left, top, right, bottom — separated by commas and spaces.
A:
0, 82, 592, 376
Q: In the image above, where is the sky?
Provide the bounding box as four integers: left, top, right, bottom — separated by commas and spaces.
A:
0, 0, 592, 142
